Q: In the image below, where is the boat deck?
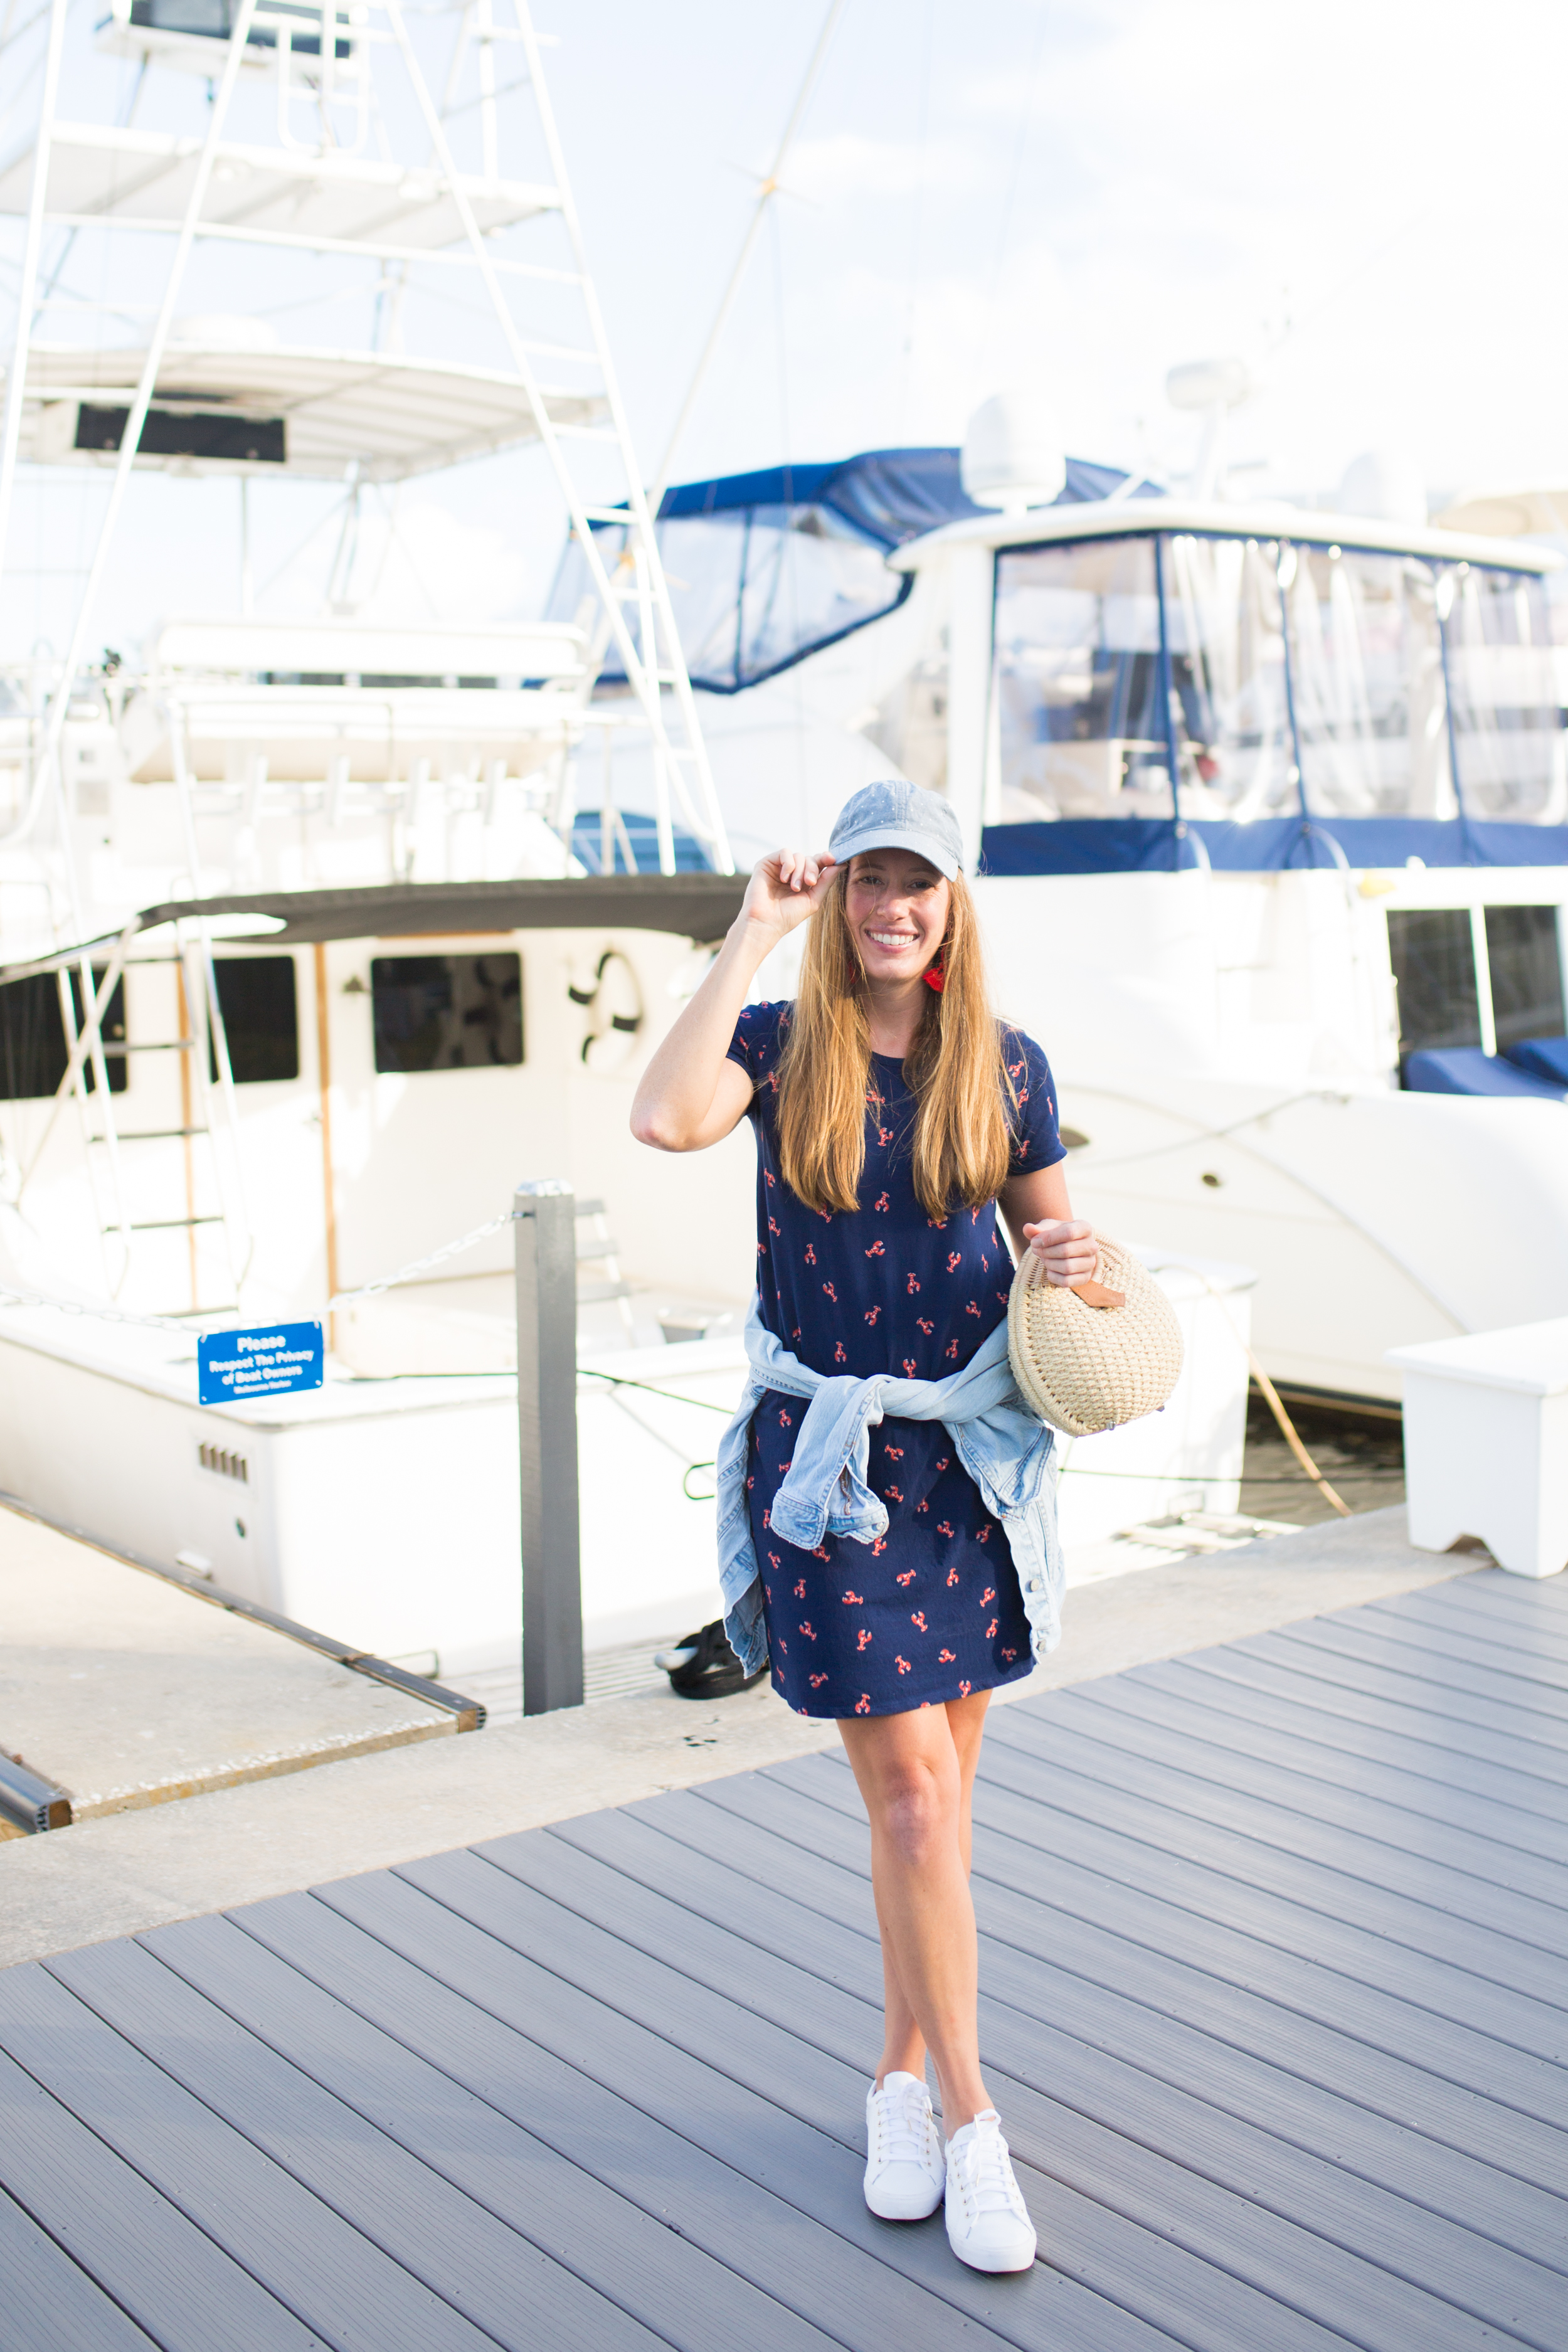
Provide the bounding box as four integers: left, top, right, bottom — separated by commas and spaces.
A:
3, 1564, 1566, 2351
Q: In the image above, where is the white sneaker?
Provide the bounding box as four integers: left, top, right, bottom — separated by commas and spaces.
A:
943, 2109, 1037, 2272
864, 2072, 945, 2220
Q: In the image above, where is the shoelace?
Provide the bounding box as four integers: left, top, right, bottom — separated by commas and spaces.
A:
951, 2124, 1020, 2218
873, 2080, 935, 2166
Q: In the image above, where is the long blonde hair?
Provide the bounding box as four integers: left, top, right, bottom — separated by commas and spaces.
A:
775, 864, 1016, 1218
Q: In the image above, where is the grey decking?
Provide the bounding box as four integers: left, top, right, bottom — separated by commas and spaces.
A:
3, 1568, 1567, 2351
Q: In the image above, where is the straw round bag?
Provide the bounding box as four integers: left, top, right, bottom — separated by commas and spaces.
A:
1007, 1231, 1184, 1438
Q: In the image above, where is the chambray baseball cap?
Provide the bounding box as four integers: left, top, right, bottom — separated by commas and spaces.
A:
828, 780, 964, 881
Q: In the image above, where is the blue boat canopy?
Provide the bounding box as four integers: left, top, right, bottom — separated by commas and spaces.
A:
546, 447, 1157, 694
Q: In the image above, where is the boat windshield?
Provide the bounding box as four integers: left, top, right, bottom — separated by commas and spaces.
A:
995, 532, 1564, 828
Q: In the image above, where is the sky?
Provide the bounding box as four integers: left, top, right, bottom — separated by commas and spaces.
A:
3, 0, 1568, 659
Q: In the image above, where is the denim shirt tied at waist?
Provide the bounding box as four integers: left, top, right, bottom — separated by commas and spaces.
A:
716, 1298, 1064, 1680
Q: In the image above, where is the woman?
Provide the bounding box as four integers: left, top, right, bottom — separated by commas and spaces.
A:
632, 779, 1094, 2275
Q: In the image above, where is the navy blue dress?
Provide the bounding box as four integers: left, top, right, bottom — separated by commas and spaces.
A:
726, 1004, 1065, 1719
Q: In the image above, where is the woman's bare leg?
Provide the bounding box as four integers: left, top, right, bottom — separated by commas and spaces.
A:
839, 1689, 993, 2133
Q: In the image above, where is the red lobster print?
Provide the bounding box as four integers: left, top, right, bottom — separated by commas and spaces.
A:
896, 1569, 916, 1587
1001, 1647, 1017, 1665
778, 1407, 792, 1426
976, 1526, 991, 1545
946, 1340, 960, 1360
936, 1455, 950, 1471
947, 1252, 962, 1274
916, 1497, 929, 1515
947, 1566, 960, 1587
987, 1618, 999, 1639
959, 1680, 972, 1697
768, 1216, 781, 1236
822, 1281, 839, 1302
864, 1239, 886, 1258
917, 1318, 933, 1335
834, 1342, 847, 1364
895, 1656, 912, 1675
767, 1549, 781, 1568
906, 1272, 921, 1294
841, 1589, 864, 1605
939, 1648, 956, 1663
885, 1444, 904, 1459
936, 1520, 955, 1539
965, 1300, 982, 1318
864, 1305, 881, 1326
810, 1672, 829, 1688
799, 1622, 817, 1641
884, 1484, 903, 1503
911, 1611, 928, 1631
794, 1579, 807, 1599
902, 1359, 917, 1377
805, 1242, 817, 1266
855, 1694, 871, 1714
877, 1125, 894, 1147
980, 1587, 997, 1609
870, 1536, 887, 1557
812, 1544, 830, 1562
874, 1192, 890, 1212
856, 1628, 873, 1652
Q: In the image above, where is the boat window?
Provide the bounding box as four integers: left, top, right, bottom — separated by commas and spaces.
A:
1485, 906, 1565, 1047
1441, 567, 1564, 822
0, 970, 127, 1099
1284, 550, 1452, 818
994, 537, 1173, 820
556, 505, 905, 695
371, 954, 523, 1073
1386, 908, 1480, 1056
1162, 535, 1296, 820
211, 957, 299, 1085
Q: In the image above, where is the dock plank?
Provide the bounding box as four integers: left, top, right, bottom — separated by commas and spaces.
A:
0, 2180, 164, 2352
1120, 1655, 1568, 1826
3, 1565, 1567, 2351
668, 1775, 1565, 2345
489, 1809, 1568, 2202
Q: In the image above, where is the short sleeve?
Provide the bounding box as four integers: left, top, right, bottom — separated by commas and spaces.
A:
726, 999, 788, 1098
1003, 1029, 1066, 1173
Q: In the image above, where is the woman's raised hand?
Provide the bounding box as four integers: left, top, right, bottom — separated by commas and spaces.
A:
741, 848, 838, 941
1021, 1218, 1098, 1288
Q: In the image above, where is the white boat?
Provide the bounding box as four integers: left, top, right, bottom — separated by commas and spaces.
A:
561, 404, 1568, 1410
0, 2, 1257, 1695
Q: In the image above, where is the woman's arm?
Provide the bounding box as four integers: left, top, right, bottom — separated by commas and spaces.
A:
999, 1164, 1098, 1287
630, 848, 836, 1153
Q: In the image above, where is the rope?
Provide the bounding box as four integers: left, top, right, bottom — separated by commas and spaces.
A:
0, 1207, 519, 1336
327, 1211, 514, 1305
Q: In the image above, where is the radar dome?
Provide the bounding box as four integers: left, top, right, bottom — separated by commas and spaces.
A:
1336, 450, 1427, 526
961, 392, 1066, 512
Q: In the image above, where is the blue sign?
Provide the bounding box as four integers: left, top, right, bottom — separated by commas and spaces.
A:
198, 1320, 324, 1406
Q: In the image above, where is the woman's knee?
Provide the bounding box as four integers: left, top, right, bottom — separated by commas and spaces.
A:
872, 1754, 961, 1867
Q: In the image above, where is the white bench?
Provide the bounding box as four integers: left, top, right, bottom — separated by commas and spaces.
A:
1386, 1321, 1568, 1579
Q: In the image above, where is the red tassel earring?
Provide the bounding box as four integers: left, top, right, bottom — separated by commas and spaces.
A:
923, 951, 946, 993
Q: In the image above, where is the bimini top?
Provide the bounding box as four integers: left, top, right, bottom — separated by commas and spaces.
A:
11, 340, 603, 483
549, 446, 1162, 694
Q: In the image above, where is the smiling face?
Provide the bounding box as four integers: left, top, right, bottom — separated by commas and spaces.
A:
845, 846, 951, 985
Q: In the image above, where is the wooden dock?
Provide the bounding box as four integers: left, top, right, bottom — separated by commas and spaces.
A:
3, 1564, 1565, 2350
